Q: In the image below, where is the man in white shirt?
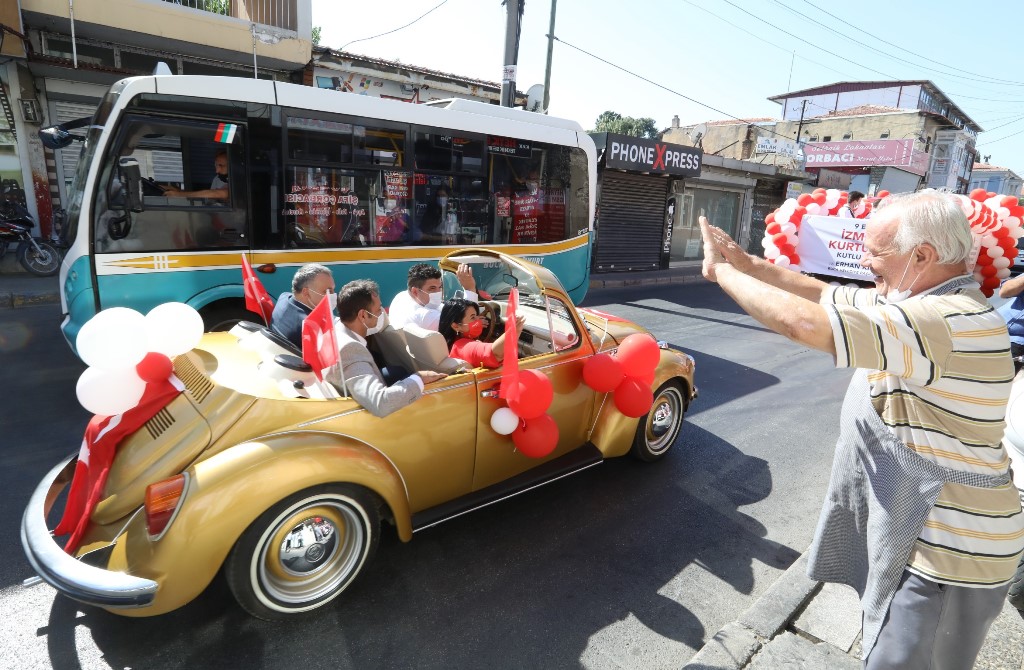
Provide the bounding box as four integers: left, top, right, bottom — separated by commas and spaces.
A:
837, 190, 865, 218
389, 262, 478, 331
332, 279, 445, 417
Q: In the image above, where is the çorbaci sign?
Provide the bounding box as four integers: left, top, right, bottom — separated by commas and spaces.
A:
604, 133, 702, 177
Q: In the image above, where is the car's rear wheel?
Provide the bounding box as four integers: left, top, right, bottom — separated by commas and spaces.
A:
200, 299, 249, 332
630, 380, 687, 462
1009, 554, 1024, 611
225, 484, 380, 620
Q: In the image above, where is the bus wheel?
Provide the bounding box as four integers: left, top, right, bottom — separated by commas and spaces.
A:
201, 299, 249, 332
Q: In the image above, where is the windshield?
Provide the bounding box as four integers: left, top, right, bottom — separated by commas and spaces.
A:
442, 253, 541, 302
64, 81, 123, 245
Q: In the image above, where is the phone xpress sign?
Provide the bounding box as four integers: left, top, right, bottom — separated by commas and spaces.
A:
605, 134, 702, 177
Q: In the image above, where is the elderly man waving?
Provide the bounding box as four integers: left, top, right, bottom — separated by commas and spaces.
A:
700, 189, 1024, 670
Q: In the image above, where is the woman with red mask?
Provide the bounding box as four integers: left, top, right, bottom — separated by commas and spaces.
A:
439, 298, 525, 369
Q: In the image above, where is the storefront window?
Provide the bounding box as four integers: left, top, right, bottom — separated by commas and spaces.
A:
670, 188, 742, 262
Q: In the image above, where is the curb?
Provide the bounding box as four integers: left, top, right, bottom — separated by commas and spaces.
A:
588, 270, 706, 291
683, 551, 821, 670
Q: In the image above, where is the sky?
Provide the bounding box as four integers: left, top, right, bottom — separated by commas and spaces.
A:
311, 0, 1024, 179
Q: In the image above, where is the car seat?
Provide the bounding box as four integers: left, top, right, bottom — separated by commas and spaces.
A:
402, 323, 467, 374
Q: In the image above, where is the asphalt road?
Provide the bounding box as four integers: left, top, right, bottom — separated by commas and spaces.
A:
2, 281, 852, 670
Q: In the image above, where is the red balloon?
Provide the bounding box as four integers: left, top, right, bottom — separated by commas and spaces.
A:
998, 236, 1017, 251
796, 193, 814, 206
582, 353, 624, 393
1010, 206, 1024, 218
789, 253, 801, 266
1000, 195, 1018, 209
981, 286, 995, 298
813, 193, 827, 206
136, 352, 173, 383
615, 333, 660, 378
631, 368, 655, 386
987, 191, 997, 199
789, 210, 803, 224
976, 252, 994, 266
794, 206, 807, 219
778, 244, 796, 257
771, 233, 789, 246
970, 188, 988, 201
876, 190, 890, 199
512, 414, 559, 458
509, 369, 553, 420
982, 276, 1001, 289
813, 188, 826, 195
980, 264, 998, 277
614, 376, 654, 418
993, 226, 1011, 239
765, 212, 776, 225
766, 222, 782, 235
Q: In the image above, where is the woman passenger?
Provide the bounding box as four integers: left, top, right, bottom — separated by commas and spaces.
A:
439, 298, 525, 369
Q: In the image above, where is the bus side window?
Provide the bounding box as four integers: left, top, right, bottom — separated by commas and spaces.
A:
93, 116, 247, 253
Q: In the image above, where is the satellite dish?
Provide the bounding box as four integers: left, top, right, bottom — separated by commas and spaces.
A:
525, 84, 545, 113
689, 123, 707, 147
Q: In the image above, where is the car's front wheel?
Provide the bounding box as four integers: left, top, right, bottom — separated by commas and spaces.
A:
630, 381, 687, 462
1009, 553, 1024, 611
225, 484, 380, 620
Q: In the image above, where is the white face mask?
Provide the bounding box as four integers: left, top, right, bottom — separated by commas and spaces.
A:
438, 196, 448, 207
364, 309, 388, 336
309, 288, 336, 312
885, 253, 921, 303
427, 290, 443, 307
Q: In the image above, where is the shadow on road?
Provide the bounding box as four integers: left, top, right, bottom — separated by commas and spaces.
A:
38, 421, 797, 669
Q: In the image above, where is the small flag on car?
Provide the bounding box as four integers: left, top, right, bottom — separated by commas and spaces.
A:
302, 295, 339, 381
214, 122, 238, 143
241, 254, 275, 325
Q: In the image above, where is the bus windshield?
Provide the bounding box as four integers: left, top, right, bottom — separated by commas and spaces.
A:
57, 76, 596, 352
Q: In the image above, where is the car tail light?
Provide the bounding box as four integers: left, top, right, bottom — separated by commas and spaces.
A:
145, 474, 188, 539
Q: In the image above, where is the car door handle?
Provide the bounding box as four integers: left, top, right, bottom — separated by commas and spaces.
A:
481, 386, 500, 398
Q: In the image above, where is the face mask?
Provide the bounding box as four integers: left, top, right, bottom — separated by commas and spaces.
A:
464, 319, 484, 339
885, 253, 921, 303
427, 290, 443, 307
364, 308, 387, 336
438, 197, 448, 207
217, 173, 229, 182
308, 288, 335, 311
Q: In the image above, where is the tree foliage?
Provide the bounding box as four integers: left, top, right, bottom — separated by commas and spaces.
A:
591, 111, 659, 139
312, 26, 322, 47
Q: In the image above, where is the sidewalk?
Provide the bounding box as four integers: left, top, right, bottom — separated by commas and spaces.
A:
587, 260, 705, 291
683, 550, 1024, 670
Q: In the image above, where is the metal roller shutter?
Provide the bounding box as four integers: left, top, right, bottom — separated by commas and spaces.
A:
594, 171, 669, 272
53, 100, 99, 194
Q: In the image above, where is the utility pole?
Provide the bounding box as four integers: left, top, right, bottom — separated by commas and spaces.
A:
795, 99, 808, 142
500, 0, 522, 108
541, 0, 557, 113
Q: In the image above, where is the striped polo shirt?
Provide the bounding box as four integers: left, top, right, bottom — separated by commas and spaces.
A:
823, 275, 1024, 587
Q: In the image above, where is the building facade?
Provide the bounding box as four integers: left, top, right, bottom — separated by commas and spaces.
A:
969, 163, 1022, 198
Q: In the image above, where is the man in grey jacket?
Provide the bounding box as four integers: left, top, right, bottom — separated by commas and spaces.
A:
332, 279, 445, 417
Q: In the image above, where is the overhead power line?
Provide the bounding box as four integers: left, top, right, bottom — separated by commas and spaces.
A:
340, 0, 450, 52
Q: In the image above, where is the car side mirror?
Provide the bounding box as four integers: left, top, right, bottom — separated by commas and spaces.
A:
118, 157, 144, 213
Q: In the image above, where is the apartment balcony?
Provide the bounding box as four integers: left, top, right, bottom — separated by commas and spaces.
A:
21, 0, 312, 73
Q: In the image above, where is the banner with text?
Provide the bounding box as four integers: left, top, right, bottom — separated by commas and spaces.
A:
797, 215, 873, 281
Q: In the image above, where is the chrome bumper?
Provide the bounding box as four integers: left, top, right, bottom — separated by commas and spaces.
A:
21, 454, 158, 608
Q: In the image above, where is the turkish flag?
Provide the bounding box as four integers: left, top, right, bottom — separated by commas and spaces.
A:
54, 376, 185, 554
302, 294, 339, 381
241, 254, 275, 325
498, 288, 520, 405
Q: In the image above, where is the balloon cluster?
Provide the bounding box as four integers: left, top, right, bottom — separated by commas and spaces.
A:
581, 333, 660, 418
762, 188, 891, 271
75, 303, 204, 416
957, 189, 1024, 297
489, 370, 559, 458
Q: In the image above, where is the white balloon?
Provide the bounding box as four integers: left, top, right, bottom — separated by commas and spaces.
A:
77, 307, 149, 370
996, 267, 1011, 279
987, 246, 1005, 258
76, 366, 147, 416
998, 207, 1011, 221
780, 222, 797, 236
993, 256, 1012, 269
775, 255, 792, 268
761, 236, 772, 249
490, 407, 520, 435
981, 234, 997, 248
145, 302, 204, 357
765, 246, 781, 260
972, 272, 985, 283
805, 203, 821, 216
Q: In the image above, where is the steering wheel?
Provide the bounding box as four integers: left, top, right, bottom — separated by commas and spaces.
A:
477, 301, 499, 342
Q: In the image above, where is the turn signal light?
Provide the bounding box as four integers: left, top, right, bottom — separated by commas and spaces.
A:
145, 474, 187, 539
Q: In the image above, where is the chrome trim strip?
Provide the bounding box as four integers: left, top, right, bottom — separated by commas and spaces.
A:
412, 460, 603, 533
20, 455, 159, 608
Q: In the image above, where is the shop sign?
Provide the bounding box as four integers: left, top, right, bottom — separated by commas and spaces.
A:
604, 133, 702, 177
755, 137, 800, 159
803, 139, 915, 168
817, 169, 851, 190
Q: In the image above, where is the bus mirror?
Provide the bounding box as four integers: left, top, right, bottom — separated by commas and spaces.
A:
117, 157, 144, 212
39, 125, 74, 150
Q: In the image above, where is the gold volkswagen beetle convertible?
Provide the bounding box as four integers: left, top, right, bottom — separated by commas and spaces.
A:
23, 250, 697, 620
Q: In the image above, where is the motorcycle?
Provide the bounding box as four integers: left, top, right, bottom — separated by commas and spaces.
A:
0, 200, 61, 277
